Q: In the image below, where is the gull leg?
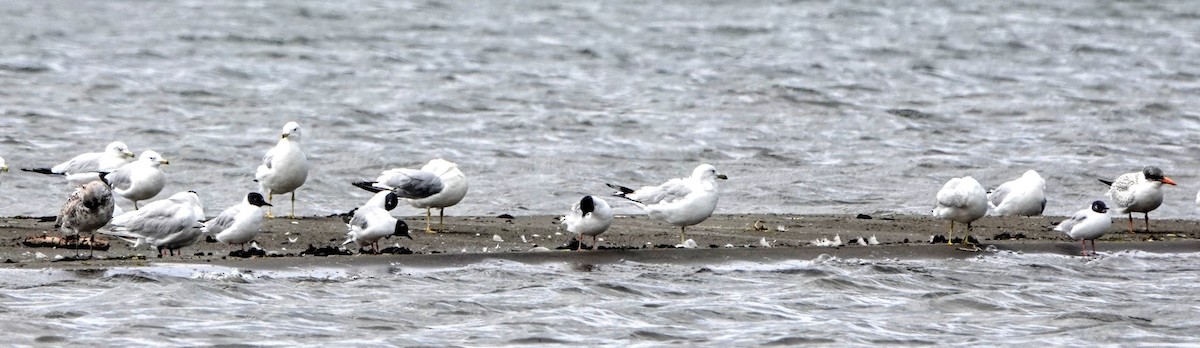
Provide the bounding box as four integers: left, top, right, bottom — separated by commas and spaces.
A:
439, 208, 447, 232
266, 193, 275, 218
1080, 240, 1087, 256
134, 201, 140, 210
1143, 213, 1151, 233
289, 192, 297, 219
593, 235, 599, 251
1090, 239, 1097, 256
88, 233, 95, 258
425, 208, 435, 234
947, 221, 954, 245
680, 226, 687, 245
1126, 213, 1134, 234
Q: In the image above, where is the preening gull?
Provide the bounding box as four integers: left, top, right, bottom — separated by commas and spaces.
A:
56, 175, 115, 257
22, 141, 135, 178
1100, 166, 1175, 233
988, 170, 1046, 216
932, 176, 987, 248
562, 195, 613, 251
343, 191, 412, 254
255, 121, 309, 219
102, 191, 206, 257
1054, 200, 1112, 256
353, 158, 467, 233
202, 192, 272, 251
106, 150, 169, 209
607, 164, 727, 244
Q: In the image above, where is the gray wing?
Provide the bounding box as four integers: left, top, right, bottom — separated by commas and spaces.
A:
52, 152, 102, 174
987, 182, 1012, 207
628, 178, 693, 205
203, 206, 239, 235
111, 201, 187, 239
1055, 209, 1089, 233
105, 164, 135, 191
348, 211, 369, 231
379, 169, 444, 199
260, 145, 278, 170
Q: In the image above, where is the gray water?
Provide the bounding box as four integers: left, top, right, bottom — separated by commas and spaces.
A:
2, 251, 1200, 346
2, 0, 1200, 219
3, 0, 1200, 345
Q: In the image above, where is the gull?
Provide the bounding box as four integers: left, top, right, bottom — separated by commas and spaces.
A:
868, 235, 880, 245
343, 191, 412, 254
352, 158, 467, 233
562, 195, 613, 251
55, 175, 115, 257
987, 170, 1046, 216
607, 164, 727, 244
106, 150, 169, 209
202, 192, 272, 252
0, 155, 7, 183
1054, 200, 1112, 256
932, 176, 987, 248
1100, 166, 1176, 233
101, 191, 206, 257
22, 141, 135, 179
256, 121, 309, 219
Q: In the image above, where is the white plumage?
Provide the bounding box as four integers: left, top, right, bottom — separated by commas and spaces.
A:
256, 121, 310, 218
1101, 166, 1175, 233
352, 158, 466, 233
562, 195, 613, 250
932, 176, 988, 246
102, 191, 206, 257
1055, 200, 1112, 256
988, 170, 1046, 216
608, 164, 727, 244
106, 150, 169, 210
343, 191, 411, 254
203, 192, 272, 251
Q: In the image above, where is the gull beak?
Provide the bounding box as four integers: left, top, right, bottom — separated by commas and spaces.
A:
1, 165, 7, 172
717, 174, 728, 180
1162, 177, 1177, 186
124, 151, 135, 158
281, 134, 289, 139
160, 159, 171, 165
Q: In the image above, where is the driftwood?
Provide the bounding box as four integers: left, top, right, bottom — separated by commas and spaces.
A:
22, 235, 111, 251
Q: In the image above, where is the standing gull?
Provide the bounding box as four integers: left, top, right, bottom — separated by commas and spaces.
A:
0, 156, 7, 184
1100, 166, 1176, 233
562, 195, 613, 251
932, 176, 988, 248
352, 158, 466, 233
101, 191, 206, 257
343, 191, 412, 254
256, 121, 309, 219
106, 150, 170, 209
202, 192, 272, 252
988, 170, 1046, 216
55, 175, 116, 257
1054, 200, 1112, 256
607, 164, 727, 244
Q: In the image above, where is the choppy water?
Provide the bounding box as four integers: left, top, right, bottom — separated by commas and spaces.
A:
2, 0, 1200, 219
1, 251, 1198, 346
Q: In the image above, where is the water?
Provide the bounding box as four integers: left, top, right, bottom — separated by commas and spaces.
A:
2, 0, 1200, 219
1, 251, 1198, 346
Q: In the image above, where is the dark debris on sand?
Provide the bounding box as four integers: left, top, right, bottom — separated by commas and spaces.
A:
301, 244, 353, 257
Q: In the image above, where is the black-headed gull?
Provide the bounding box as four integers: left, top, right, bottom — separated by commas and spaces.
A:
343, 191, 412, 254
562, 195, 613, 251
1100, 166, 1176, 233
102, 190, 206, 257
607, 164, 727, 244
1054, 200, 1112, 256
55, 176, 115, 257
987, 170, 1046, 216
932, 176, 987, 248
202, 192, 272, 252
353, 158, 467, 233
256, 121, 310, 219
106, 150, 169, 209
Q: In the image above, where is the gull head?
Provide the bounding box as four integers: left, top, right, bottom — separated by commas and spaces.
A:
140, 150, 170, 166
281, 121, 303, 140
1142, 166, 1176, 186
692, 164, 728, 181
393, 220, 413, 240
1090, 200, 1108, 214
247, 192, 272, 207
108, 141, 136, 159
0, 156, 7, 172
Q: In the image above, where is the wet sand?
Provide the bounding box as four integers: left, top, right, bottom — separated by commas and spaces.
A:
1, 213, 1198, 270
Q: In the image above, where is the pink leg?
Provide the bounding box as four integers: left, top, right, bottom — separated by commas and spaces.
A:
1090, 240, 1097, 256
1080, 240, 1087, 256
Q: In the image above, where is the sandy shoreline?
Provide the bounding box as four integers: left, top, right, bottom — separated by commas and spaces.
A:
1, 213, 1198, 270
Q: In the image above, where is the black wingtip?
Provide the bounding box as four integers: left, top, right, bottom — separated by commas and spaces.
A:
605, 183, 635, 196
1098, 179, 1114, 187
352, 181, 385, 193
21, 168, 60, 175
